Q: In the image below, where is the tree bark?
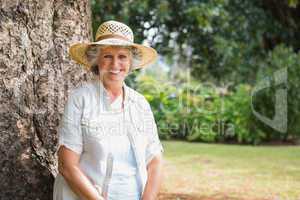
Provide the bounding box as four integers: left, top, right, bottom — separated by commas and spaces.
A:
0, 0, 92, 199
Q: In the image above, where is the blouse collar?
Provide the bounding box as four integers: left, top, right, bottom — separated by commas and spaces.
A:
94, 79, 131, 111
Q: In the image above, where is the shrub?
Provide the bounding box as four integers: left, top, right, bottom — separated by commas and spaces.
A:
254, 45, 300, 142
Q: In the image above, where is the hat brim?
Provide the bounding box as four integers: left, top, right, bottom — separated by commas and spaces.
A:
69, 38, 158, 71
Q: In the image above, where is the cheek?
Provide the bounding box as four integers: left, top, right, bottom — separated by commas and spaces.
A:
127, 59, 133, 71
98, 60, 109, 70
122, 61, 131, 72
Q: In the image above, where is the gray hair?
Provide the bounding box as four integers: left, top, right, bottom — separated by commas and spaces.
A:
85, 45, 141, 75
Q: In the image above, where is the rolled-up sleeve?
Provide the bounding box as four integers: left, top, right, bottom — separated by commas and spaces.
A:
56, 90, 83, 155
142, 99, 164, 165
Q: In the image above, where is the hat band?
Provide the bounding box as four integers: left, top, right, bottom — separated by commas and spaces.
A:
96, 34, 132, 42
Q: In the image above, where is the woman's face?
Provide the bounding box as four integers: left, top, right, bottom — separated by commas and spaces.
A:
97, 46, 131, 84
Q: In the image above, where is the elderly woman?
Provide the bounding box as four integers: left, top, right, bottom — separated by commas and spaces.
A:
53, 21, 164, 200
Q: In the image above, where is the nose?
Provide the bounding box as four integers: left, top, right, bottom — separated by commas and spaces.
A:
111, 56, 119, 69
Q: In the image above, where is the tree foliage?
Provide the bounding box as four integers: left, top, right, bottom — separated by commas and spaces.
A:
92, 0, 300, 143
92, 0, 299, 84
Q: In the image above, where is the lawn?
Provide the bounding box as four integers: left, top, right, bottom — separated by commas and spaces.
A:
158, 140, 300, 200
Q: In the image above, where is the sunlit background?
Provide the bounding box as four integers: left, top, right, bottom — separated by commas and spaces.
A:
90, 0, 300, 199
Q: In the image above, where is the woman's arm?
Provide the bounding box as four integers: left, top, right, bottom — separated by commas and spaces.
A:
58, 146, 104, 200
142, 154, 164, 200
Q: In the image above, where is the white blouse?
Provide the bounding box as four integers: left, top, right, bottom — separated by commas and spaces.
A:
53, 79, 163, 200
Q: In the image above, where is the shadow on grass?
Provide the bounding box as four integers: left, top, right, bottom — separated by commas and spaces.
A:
158, 192, 252, 200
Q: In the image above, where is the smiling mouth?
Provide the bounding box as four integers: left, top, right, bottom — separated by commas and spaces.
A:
109, 70, 122, 74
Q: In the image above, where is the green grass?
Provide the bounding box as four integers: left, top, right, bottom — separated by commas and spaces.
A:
160, 140, 300, 200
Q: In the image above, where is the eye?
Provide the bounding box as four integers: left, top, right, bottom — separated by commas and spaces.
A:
119, 54, 128, 59
103, 54, 113, 59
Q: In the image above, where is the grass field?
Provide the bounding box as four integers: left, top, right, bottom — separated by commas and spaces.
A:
158, 141, 300, 200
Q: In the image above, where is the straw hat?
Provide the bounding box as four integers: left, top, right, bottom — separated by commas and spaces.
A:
69, 20, 158, 71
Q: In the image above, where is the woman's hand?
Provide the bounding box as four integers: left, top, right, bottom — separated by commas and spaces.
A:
94, 185, 105, 200
58, 146, 105, 200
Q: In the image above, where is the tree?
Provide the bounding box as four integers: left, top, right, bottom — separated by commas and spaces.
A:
0, 1, 92, 199
91, 0, 300, 143
261, 0, 300, 51
91, 0, 299, 84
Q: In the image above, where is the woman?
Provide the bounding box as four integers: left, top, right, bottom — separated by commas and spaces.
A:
53, 20, 164, 200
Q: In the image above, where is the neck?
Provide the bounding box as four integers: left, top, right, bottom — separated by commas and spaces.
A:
99, 78, 124, 102
104, 82, 123, 96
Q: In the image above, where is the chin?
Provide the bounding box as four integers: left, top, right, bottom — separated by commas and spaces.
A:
108, 75, 125, 82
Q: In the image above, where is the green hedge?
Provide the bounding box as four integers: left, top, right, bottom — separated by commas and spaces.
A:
134, 45, 300, 144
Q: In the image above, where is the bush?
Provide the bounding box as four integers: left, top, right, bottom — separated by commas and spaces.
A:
135, 50, 300, 144
253, 45, 300, 142
135, 74, 268, 144
136, 74, 221, 143
220, 85, 266, 144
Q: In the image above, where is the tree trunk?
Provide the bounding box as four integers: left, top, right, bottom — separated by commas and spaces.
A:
261, 0, 300, 51
0, 0, 92, 199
